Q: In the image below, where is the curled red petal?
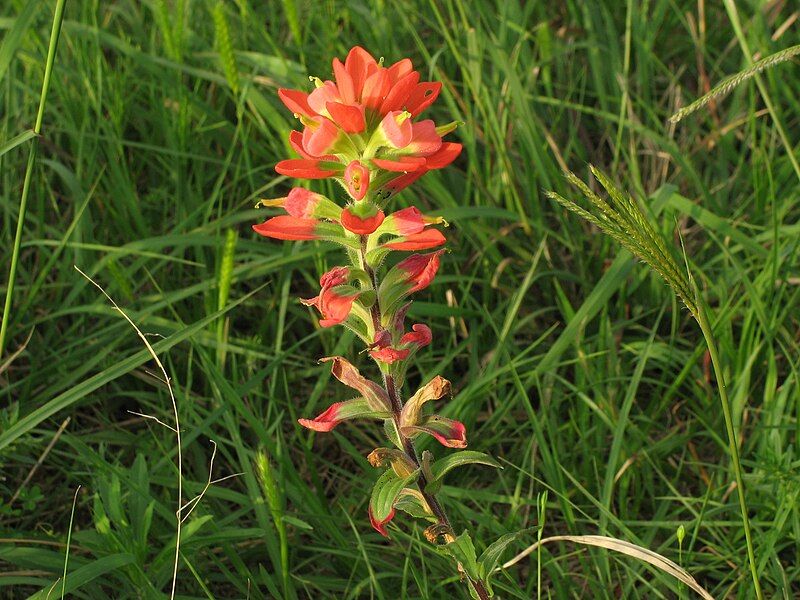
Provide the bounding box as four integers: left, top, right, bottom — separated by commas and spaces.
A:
388, 206, 426, 235
326, 101, 366, 133
341, 207, 385, 235
384, 171, 426, 195
405, 82, 442, 116
380, 111, 413, 149
307, 80, 340, 115
297, 403, 343, 432
332, 58, 356, 104
369, 505, 396, 538
407, 120, 442, 157
317, 291, 359, 328
401, 324, 432, 347
370, 346, 411, 364
319, 266, 350, 288
425, 143, 462, 170
427, 419, 467, 448
397, 250, 444, 292
344, 160, 370, 201
252, 215, 319, 240
384, 229, 446, 251
275, 159, 340, 179
345, 46, 379, 97
284, 187, 321, 218
278, 88, 315, 118
380, 70, 420, 114
302, 118, 340, 157
372, 156, 427, 172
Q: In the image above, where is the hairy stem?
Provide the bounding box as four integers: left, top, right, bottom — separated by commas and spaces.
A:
359, 238, 491, 600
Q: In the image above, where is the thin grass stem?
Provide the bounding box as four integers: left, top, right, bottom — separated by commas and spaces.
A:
0, 0, 67, 359
695, 300, 763, 600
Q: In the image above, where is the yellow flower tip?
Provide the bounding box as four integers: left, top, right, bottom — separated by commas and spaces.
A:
255, 197, 286, 209
309, 76, 324, 88
367, 449, 385, 468
298, 114, 316, 128
435, 120, 462, 136
395, 110, 412, 125
425, 215, 449, 227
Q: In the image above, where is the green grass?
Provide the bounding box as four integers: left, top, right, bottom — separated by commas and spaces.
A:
1, 1, 799, 598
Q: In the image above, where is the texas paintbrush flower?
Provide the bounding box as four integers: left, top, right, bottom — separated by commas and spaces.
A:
253, 47, 502, 599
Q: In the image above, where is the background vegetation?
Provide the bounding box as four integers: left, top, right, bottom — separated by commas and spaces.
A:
1, 0, 798, 598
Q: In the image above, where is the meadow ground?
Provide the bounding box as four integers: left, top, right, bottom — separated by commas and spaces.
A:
1, 1, 799, 598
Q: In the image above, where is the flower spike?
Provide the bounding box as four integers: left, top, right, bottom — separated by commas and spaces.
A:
254, 46, 493, 598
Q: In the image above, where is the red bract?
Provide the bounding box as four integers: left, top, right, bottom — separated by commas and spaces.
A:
370, 346, 410, 364
252, 215, 319, 240
341, 207, 385, 234
276, 159, 340, 179
369, 505, 395, 538
397, 250, 444, 293
401, 324, 432, 347
301, 267, 359, 328
380, 111, 413, 149
372, 156, 427, 172
385, 229, 446, 251
418, 417, 467, 448
297, 403, 344, 432
302, 117, 341, 157
425, 142, 462, 169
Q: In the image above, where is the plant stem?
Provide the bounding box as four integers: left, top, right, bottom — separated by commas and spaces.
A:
695, 302, 762, 599
359, 239, 491, 600
0, 0, 67, 359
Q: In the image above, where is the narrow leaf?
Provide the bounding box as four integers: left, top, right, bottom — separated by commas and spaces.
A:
369, 468, 420, 523
0, 129, 37, 157
437, 530, 481, 583
478, 527, 535, 582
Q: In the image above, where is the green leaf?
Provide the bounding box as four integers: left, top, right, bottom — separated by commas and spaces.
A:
27, 554, 136, 599
437, 530, 481, 583
282, 515, 313, 531
478, 527, 535, 585
0, 288, 260, 452
427, 451, 501, 493
369, 468, 420, 523
394, 490, 434, 520
0, 0, 40, 83
0, 129, 36, 157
